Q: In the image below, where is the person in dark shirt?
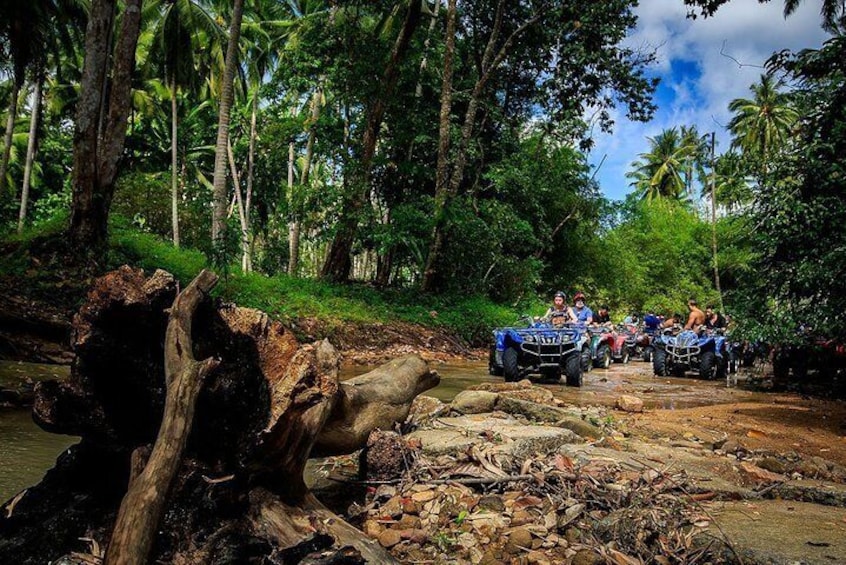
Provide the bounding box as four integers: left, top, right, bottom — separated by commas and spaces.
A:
593, 305, 611, 325
704, 305, 726, 330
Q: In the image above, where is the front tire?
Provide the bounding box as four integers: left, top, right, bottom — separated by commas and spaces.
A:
699, 351, 717, 380
642, 346, 654, 363
581, 347, 593, 373
618, 347, 630, 364
503, 346, 520, 382
653, 348, 668, 376
564, 353, 583, 387
594, 344, 612, 369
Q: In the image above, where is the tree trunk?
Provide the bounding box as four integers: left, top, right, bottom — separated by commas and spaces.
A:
320, 0, 422, 283
226, 138, 251, 272
170, 79, 179, 247
246, 88, 257, 231
420, 0, 457, 293
287, 140, 298, 274
17, 77, 42, 234
0, 81, 21, 194
69, 0, 143, 252
211, 0, 245, 246
289, 88, 322, 277
4, 266, 437, 564
104, 270, 219, 565
421, 1, 540, 291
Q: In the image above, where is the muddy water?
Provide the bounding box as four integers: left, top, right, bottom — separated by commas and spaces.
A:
340, 358, 769, 409
0, 360, 77, 503
0, 358, 768, 504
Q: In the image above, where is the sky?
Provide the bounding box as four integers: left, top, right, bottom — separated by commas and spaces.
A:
589, 0, 830, 201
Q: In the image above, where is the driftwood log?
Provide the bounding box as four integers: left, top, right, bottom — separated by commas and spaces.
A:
0, 266, 439, 564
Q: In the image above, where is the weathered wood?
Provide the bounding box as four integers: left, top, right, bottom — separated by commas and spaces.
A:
312, 355, 440, 456
104, 269, 219, 565
249, 489, 397, 564
6, 267, 438, 564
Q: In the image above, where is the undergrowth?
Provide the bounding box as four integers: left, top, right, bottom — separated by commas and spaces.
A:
4, 216, 531, 345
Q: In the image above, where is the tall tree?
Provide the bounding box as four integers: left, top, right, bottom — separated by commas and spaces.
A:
320, 0, 423, 282
69, 0, 144, 252
17, 77, 43, 233
627, 128, 693, 201
420, 0, 657, 291
211, 0, 245, 247
727, 74, 798, 170
143, 0, 222, 247
0, 2, 40, 194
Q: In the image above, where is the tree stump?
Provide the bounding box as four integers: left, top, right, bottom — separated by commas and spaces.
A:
0, 266, 439, 564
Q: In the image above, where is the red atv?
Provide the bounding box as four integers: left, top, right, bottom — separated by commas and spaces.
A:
589, 326, 630, 368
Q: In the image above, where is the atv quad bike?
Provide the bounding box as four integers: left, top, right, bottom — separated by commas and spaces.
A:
652, 327, 728, 379
588, 327, 629, 368
489, 320, 588, 386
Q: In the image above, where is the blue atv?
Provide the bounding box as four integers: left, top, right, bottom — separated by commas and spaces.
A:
489, 319, 587, 386
652, 328, 729, 379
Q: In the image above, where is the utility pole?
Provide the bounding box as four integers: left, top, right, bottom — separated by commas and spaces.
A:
709, 131, 724, 312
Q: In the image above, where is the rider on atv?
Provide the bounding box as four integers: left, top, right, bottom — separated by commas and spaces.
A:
543, 291, 576, 328
684, 299, 706, 331
593, 304, 612, 326
572, 292, 594, 325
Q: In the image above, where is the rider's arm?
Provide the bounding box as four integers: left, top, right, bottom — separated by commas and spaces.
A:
567, 307, 577, 322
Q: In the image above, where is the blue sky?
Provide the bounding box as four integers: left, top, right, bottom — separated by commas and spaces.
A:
589, 0, 829, 201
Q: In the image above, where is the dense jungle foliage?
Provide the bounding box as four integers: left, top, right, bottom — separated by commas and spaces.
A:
1, 0, 844, 342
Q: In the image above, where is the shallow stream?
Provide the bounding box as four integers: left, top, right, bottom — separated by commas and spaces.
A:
1, 357, 769, 502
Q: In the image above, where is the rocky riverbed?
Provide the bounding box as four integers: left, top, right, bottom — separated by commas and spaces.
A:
307, 378, 846, 565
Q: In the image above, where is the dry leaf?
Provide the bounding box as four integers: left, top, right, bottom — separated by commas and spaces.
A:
554, 453, 574, 471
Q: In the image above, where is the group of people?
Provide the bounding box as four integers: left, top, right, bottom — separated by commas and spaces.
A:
542, 291, 611, 328
543, 292, 728, 334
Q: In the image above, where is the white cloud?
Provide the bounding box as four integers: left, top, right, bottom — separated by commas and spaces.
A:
591, 0, 829, 200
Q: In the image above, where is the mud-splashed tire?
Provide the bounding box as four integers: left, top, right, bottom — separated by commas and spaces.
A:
594, 344, 612, 369
642, 346, 653, 363
503, 346, 520, 382
581, 347, 592, 373
653, 348, 668, 376
699, 351, 717, 380
564, 353, 583, 387
618, 347, 630, 364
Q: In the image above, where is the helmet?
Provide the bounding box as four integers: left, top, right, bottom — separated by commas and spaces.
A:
554, 291, 566, 299
574, 292, 585, 301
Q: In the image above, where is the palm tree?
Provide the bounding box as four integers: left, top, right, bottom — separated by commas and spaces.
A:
211, 0, 245, 247
783, 0, 845, 32
626, 128, 694, 201
142, 0, 223, 247
727, 74, 798, 170
707, 151, 753, 213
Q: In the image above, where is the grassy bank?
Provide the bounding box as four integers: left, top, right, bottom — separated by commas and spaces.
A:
5, 217, 531, 346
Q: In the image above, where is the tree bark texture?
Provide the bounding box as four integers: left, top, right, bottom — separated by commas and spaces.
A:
211, 0, 245, 245
69, 0, 143, 252
320, 0, 422, 283
2, 266, 437, 564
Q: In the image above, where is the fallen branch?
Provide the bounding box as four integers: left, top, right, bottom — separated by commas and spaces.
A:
105, 270, 219, 565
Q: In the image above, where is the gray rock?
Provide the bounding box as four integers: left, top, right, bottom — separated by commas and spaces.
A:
451, 390, 499, 414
